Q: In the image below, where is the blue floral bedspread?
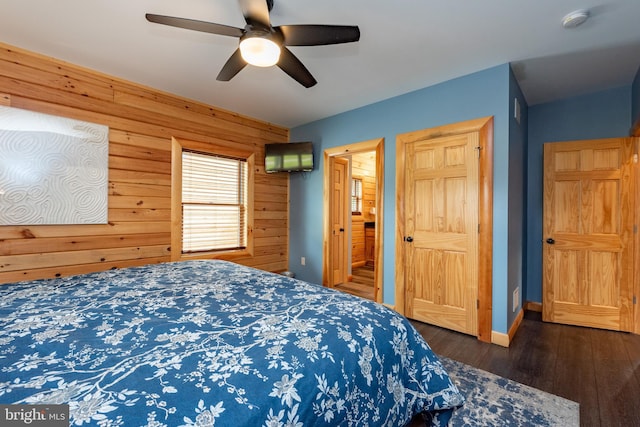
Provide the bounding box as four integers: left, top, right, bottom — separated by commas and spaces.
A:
0, 260, 463, 426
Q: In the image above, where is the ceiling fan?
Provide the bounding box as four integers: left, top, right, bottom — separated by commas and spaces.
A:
146, 0, 360, 88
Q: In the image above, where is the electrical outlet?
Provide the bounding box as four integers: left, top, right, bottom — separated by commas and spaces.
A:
513, 287, 520, 312
301, 257, 306, 266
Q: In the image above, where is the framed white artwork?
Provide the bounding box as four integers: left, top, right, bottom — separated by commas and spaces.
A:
0, 106, 109, 225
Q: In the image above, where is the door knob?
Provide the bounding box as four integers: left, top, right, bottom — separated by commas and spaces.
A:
339, 228, 345, 232
405, 236, 414, 243
546, 238, 555, 244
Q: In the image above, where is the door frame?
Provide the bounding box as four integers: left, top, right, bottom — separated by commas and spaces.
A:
395, 116, 494, 343
323, 138, 384, 303
631, 125, 639, 335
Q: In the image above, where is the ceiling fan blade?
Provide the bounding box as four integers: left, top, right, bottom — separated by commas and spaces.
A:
238, 0, 271, 29
277, 25, 360, 46
277, 47, 317, 88
216, 49, 248, 81
146, 14, 243, 38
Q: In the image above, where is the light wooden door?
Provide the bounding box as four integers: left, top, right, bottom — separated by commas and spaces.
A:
330, 157, 349, 286
543, 138, 635, 331
403, 132, 479, 336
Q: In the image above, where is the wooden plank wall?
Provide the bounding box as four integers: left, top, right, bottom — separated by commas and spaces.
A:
0, 43, 290, 285
352, 217, 365, 267
350, 151, 376, 268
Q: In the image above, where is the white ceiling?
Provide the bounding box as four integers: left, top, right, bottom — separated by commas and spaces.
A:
1, 0, 640, 128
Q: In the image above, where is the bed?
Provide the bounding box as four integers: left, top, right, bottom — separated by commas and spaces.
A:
0, 260, 463, 426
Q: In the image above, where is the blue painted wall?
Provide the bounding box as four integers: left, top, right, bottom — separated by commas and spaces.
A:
633, 65, 640, 125
525, 85, 632, 303
507, 66, 528, 326
289, 64, 514, 334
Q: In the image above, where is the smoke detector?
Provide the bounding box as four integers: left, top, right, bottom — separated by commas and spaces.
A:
562, 9, 590, 28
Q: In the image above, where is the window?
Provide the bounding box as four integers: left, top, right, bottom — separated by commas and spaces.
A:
172, 138, 254, 259
351, 177, 362, 214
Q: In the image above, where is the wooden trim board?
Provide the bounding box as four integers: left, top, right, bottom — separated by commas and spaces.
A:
491, 308, 524, 347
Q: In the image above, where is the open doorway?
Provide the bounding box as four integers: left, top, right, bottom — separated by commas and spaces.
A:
322, 138, 384, 303
340, 151, 377, 300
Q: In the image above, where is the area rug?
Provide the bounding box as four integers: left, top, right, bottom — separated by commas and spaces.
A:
439, 357, 580, 426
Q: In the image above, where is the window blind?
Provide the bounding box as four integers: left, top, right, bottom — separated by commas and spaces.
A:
351, 178, 363, 213
182, 150, 247, 253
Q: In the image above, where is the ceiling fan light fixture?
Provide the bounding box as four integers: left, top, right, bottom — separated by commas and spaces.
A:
239, 34, 281, 67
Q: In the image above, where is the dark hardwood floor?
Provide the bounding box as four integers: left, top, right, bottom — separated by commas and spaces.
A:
411, 311, 640, 426
333, 273, 640, 425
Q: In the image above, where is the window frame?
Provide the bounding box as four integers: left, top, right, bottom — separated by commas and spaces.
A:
171, 137, 254, 261
351, 176, 363, 215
